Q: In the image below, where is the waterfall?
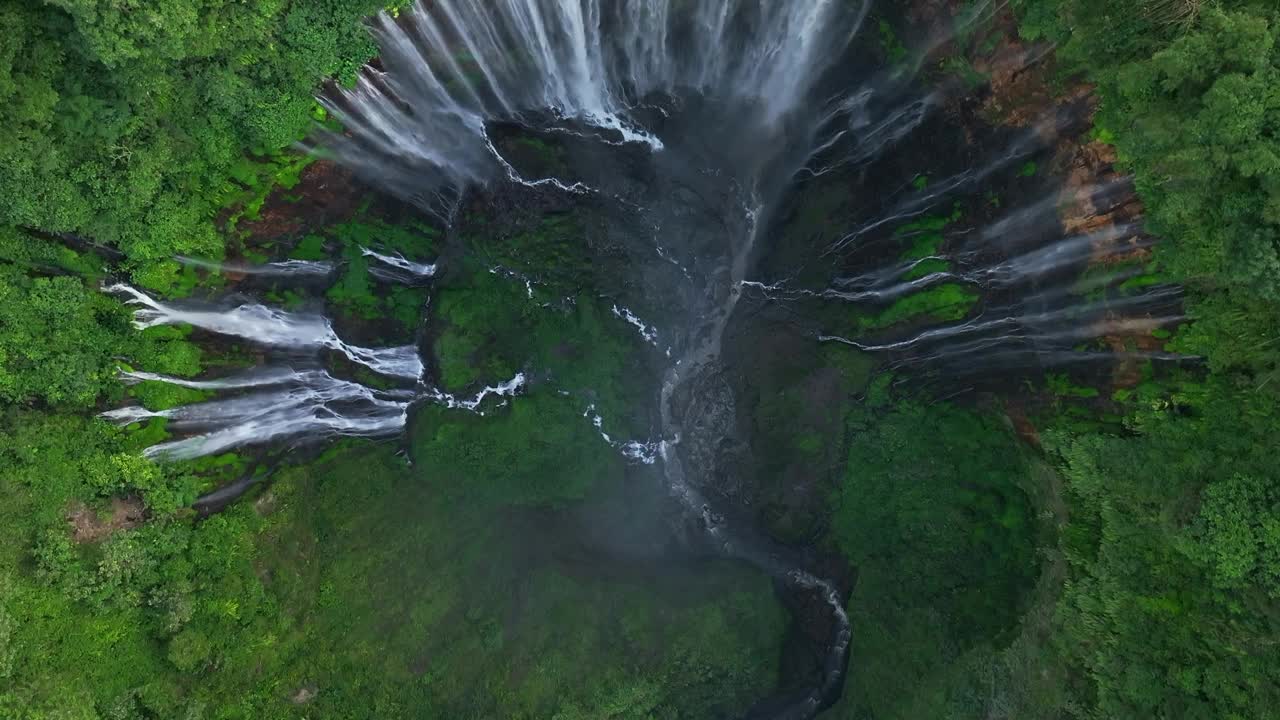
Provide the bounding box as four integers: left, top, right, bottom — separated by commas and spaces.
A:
107, 284, 424, 380
102, 369, 413, 461
818, 286, 1188, 375
99, 0, 1163, 715
424, 373, 527, 413
803, 92, 939, 178
78, 0, 1201, 715
362, 247, 438, 284
611, 304, 660, 346
119, 367, 303, 390
107, 365, 536, 461
303, 2, 874, 717
310, 0, 865, 210
176, 256, 336, 278
583, 404, 660, 465
749, 224, 1154, 306
827, 128, 1045, 253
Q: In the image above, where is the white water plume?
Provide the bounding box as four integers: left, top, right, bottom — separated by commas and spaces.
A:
311, 0, 868, 208
853, 227, 1147, 298
361, 247, 438, 282
833, 256, 950, 291
583, 404, 660, 464
489, 266, 539, 299
828, 128, 1047, 254
102, 369, 412, 461
822, 315, 1185, 356
106, 284, 423, 380
748, 222, 1152, 312
803, 92, 939, 178
980, 227, 1149, 284
425, 373, 527, 413
611, 304, 659, 346
481, 126, 597, 195
747, 268, 955, 306
110, 365, 530, 459
176, 256, 336, 278
119, 367, 303, 390
821, 287, 1184, 354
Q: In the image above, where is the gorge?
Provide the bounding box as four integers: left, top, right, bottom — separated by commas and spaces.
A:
3, 1, 1277, 719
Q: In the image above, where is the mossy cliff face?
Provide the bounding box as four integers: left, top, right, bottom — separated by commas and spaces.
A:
8, 1, 1273, 718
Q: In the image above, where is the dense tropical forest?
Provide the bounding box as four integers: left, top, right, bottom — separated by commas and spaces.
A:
0, 0, 1277, 718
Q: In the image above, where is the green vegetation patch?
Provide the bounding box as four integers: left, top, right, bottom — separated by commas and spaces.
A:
0, 431, 790, 720
411, 391, 622, 508
0, 0, 391, 285
736, 335, 878, 544
1044, 379, 1280, 718
0, 265, 202, 409
468, 213, 596, 295
220, 152, 316, 239
858, 282, 979, 330
877, 18, 909, 64
432, 265, 647, 427
896, 206, 964, 261
270, 446, 787, 719
830, 402, 1040, 719
320, 215, 438, 333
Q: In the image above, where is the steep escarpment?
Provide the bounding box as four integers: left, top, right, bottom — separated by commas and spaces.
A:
2, 2, 1278, 720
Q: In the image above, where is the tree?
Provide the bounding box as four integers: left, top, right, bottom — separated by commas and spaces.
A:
1184, 472, 1280, 597
0, 267, 125, 407
829, 403, 1040, 719
0, 0, 389, 285
1049, 381, 1280, 719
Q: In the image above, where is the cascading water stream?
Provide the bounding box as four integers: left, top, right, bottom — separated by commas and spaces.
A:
815, 283, 1189, 376
306, 0, 878, 717
176, 256, 336, 278
103, 368, 415, 460
656, 193, 855, 718
583, 403, 661, 465
103, 262, 540, 461
748, 223, 1152, 305
107, 284, 424, 380
802, 92, 940, 178
825, 128, 1049, 254
98, 0, 1190, 715
610, 304, 660, 347
361, 246, 438, 283
423, 373, 527, 413
310, 0, 866, 212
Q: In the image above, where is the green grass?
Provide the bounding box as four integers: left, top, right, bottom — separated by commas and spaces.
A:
942, 56, 988, 89
220, 152, 316, 236
1047, 373, 1101, 399
411, 390, 622, 507
896, 207, 964, 261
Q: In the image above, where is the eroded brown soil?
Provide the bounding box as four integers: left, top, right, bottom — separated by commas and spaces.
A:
67, 496, 146, 543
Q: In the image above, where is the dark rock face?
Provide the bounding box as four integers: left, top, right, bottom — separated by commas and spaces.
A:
675, 365, 745, 500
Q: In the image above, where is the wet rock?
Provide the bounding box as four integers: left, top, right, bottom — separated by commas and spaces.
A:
290, 685, 318, 705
